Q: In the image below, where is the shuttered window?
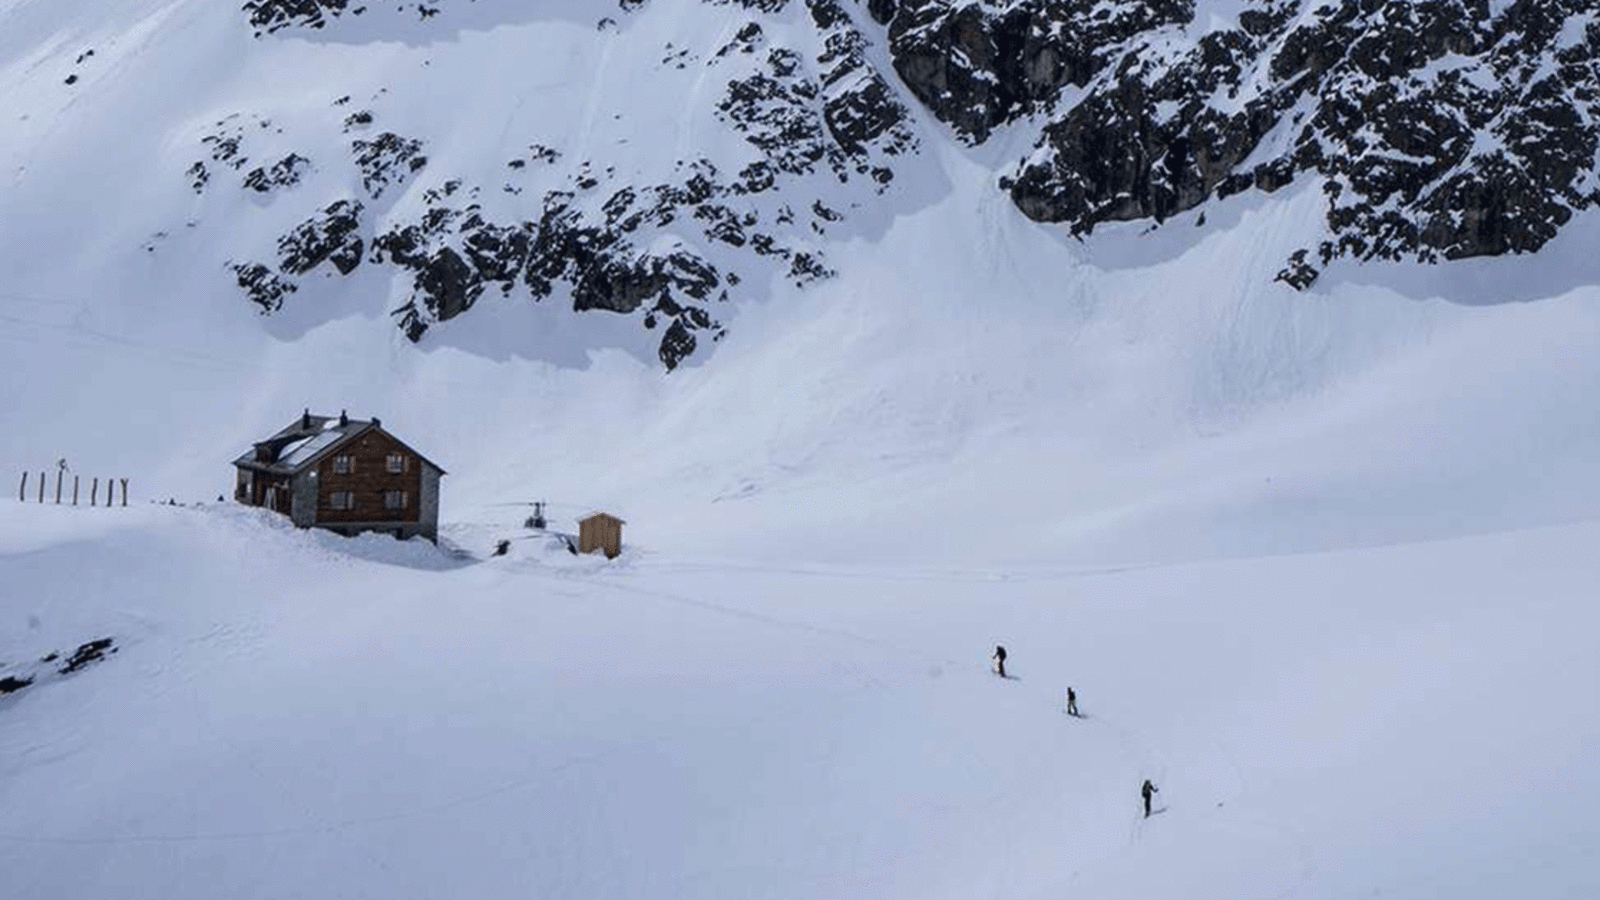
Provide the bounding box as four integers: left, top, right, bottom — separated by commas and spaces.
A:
333, 456, 353, 474
386, 453, 405, 473
329, 491, 355, 510
384, 490, 408, 510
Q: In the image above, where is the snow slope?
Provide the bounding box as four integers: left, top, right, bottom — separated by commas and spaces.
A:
2, 503, 1597, 900
3, 0, 1599, 568
3, 1, 1600, 897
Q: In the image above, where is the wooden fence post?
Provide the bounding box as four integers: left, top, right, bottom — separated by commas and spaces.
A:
91, 478, 99, 507
17, 472, 25, 502
120, 478, 129, 507
73, 476, 79, 506
55, 470, 64, 504
38, 472, 45, 503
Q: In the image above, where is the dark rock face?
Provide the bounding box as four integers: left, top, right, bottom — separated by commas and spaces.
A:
229, 196, 364, 313
715, 0, 790, 12
876, 0, 1193, 143
717, 14, 914, 188
0, 637, 118, 707
232, 261, 297, 313
878, 0, 1599, 275
278, 200, 365, 276
1275, 249, 1320, 290
241, 0, 353, 35
373, 157, 839, 369
352, 133, 427, 199
192, 113, 291, 195
59, 638, 116, 675
243, 153, 310, 194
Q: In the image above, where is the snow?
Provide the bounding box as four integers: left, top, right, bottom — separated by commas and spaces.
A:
3, 504, 1598, 900
2, 2, 1600, 898
1556, 13, 1595, 51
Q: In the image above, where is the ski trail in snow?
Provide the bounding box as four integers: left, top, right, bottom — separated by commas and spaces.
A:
975, 165, 1023, 283
553, 569, 963, 674
630, 555, 1168, 586
540, 571, 1095, 831
1207, 733, 1321, 898
9, 0, 202, 189
572, 19, 618, 170
0, 308, 263, 373
0, 285, 269, 372
496, 91, 528, 160
0, 740, 661, 845
579, 574, 903, 692
564, 565, 1188, 864
674, 20, 729, 165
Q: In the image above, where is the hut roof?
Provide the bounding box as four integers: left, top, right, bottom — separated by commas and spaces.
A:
232, 412, 446, 476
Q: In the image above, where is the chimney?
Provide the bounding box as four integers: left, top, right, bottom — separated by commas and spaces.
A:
339, 409, 349, 427
301, 408, 311, 429
371, 416, 381, 428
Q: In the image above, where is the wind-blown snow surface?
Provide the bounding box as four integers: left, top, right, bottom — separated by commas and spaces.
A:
3, 505, 1598, 899
4, 1, 1600, 897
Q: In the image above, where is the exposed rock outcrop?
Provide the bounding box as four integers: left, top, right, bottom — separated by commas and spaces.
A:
221, 0, 915, 369
242, 0, 354, 35
214, 0, 1598, 365
243, 153, 311, 194
874, 0, 1600, 273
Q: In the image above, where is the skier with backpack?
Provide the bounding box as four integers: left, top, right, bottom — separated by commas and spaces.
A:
1142, 779, 1158, 818
992, 645, 1007, 678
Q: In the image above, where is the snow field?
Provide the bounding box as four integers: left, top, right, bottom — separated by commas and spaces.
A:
2, 503, 1597, 900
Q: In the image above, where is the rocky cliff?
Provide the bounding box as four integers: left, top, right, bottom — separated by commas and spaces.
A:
876, 0, 1599, 284
212, 0, 1598, 365
220, 0, 913, 369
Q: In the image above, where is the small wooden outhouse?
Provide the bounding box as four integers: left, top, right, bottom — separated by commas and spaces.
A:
578, 512, 625, 559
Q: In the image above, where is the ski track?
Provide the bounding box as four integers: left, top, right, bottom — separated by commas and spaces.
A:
576, 564, 1197, 885
0, 741, 657, 845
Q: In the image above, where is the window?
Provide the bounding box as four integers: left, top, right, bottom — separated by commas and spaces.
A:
329, 491, 355, 510
333, 455, 353, 474
384, 490, 408, 510
386, 453, 406, 474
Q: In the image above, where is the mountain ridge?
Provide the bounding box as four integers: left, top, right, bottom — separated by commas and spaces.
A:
10, 0, 1587, 368
877, 0, 1599, 279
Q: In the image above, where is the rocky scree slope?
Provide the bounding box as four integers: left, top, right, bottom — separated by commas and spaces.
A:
217, 0, 914, 369
187, 1, 1600, 366
874, 0, 1600, 286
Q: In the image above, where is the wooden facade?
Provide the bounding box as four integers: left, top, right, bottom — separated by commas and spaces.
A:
578, 512, 625, 559
313, 429, 425, 527
233, 412, 444, 542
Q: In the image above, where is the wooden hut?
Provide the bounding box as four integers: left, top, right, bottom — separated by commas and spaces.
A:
578, 512, 625, 559
232, 410, 445, 542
